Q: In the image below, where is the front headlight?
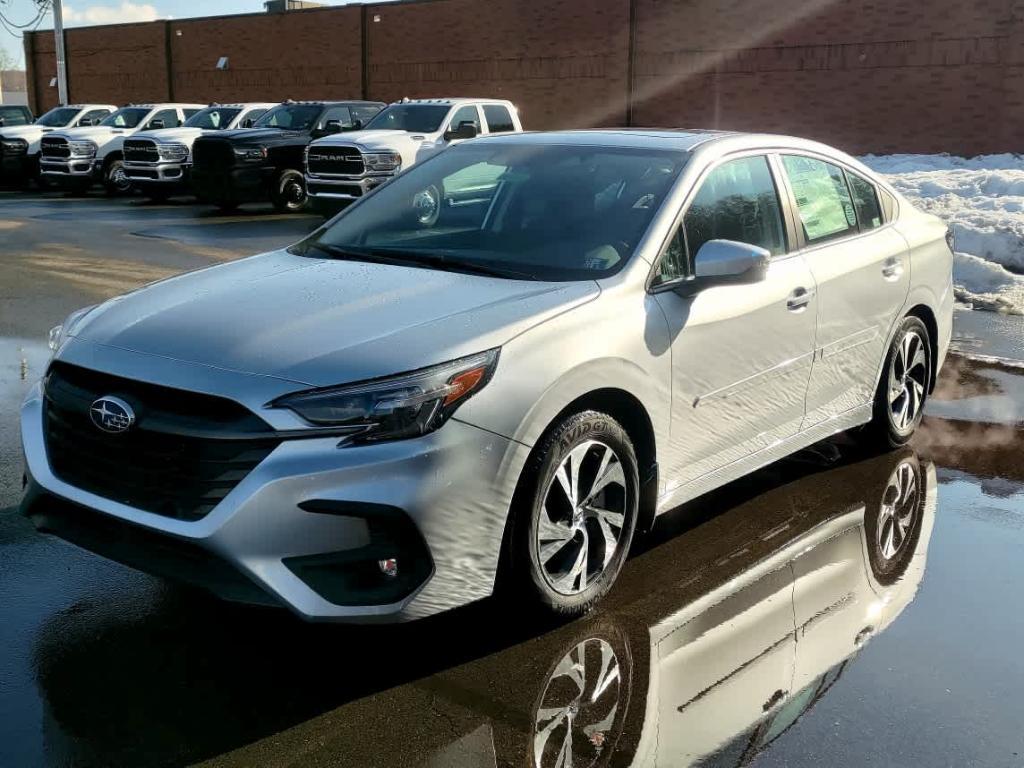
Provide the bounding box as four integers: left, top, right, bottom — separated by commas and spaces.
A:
68, 140, 98, 158
158, 143, 190, 162
234, 146, 267, 162
363, 152, 402, 172
48, 305, 97, 356
273, 349, 499, 442
1, 138, 28, 153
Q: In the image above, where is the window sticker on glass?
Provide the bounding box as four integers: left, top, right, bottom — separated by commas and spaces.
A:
782, 156, 858, 243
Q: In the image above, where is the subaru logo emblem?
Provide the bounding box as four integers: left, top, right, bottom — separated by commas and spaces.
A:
89, 396, 136, 434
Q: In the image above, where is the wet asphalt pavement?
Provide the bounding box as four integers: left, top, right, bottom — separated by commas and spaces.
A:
2, 190, 1023, 768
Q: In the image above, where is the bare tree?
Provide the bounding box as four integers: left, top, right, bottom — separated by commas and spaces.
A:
0, 45, 17, 70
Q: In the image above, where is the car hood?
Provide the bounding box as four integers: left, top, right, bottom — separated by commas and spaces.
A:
53, 125, 133, 141
139, 127, 206, 145
0, 124, 53, 140
203, 127, 306, 146
316, 129, 430, 151
71, 249, 599, 387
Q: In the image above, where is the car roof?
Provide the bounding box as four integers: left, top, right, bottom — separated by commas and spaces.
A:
475, 128, 865, 163
275, 100, 385, 107
389, 98, 514, 107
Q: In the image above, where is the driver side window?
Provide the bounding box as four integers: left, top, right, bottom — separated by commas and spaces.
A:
145, 109, 179, 130
447, 105, 481, 133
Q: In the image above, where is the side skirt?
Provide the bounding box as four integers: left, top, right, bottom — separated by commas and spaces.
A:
655, 403, 873, 515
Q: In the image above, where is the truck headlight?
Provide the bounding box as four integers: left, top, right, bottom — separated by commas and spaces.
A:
234, 147, 267, 162
1, 138, 28, 153
158, 143, 190, 162
48, 305, 97, 356
68, 141, 98, 158
273, 349, 499, 442
363, 152, 402, 172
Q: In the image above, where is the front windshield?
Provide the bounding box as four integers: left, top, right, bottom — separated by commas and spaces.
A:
253, 104, 321, 131
100, 108, 150, 129
36, 108, 80, 127
185, 107, 242, 130
295, 143, 686, 281
363, 104, 451, 134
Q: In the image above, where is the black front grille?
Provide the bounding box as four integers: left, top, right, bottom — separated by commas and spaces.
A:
41, 136, 70, 159
124, 138, 159, 163
192, 138, 235, 172
307, 147, 364, 176
43, 362, 281, 522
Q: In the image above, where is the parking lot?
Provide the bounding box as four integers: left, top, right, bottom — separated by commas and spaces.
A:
2, 190, 1024, 767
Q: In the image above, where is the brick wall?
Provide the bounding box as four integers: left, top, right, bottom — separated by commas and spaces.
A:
21, 0, 1024, 154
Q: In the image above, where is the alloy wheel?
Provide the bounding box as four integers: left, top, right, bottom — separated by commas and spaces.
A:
534, 637, 622, 768
888, 329, 928, 432
109, 163, 131, 193
877, 460, 919, 562
537, 441, 627, 596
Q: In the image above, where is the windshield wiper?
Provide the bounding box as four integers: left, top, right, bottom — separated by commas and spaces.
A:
301, 243, 533, 280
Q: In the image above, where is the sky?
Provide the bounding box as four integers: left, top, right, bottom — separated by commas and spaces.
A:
0, 0, 360, 66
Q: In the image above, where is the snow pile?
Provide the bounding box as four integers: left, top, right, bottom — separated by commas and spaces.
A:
861, 153, 1024, 315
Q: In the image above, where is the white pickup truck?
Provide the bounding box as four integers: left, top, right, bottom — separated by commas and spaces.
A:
39, 102, 205, 194
123, 102, 277, 201
0, 104, 115, 187
304, 98, 521, 214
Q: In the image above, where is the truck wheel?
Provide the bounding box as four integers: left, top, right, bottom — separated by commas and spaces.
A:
103, 157, 133, 196
272, 169, 308, 213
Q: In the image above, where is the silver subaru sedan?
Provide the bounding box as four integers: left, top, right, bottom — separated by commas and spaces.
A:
21, 129, 953, 622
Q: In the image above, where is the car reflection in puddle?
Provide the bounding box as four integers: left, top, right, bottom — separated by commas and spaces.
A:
30, 448, 934, 768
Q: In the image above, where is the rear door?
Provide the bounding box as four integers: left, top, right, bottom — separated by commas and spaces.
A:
777, 155, 909, 426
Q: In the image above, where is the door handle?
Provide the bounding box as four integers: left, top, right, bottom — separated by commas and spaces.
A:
882, 258, 904, 279
786, 287, 815, 312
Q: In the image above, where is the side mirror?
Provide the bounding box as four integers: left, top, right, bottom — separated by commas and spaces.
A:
348, 119, 363, 131
147, 119, 165, 130
444, 121, 479, 142
324, 119, 343, 135
78, 118, 96, 127
666, 239, 770, 296
241, 118, 255, 129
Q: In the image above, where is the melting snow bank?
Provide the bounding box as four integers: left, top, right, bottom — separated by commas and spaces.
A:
860, 153, 1024, 315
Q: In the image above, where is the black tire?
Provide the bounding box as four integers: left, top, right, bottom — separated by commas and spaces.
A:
102, 156, 133, 196
858, 316, 931, 449
864, 452, 925, 586
272, 169, 307, 213
504, 411, 640, 617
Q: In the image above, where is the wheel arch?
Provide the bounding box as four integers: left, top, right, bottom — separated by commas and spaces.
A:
904, 303, 939, 393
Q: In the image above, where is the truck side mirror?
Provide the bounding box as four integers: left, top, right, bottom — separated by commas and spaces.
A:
147, 119, 165, 130
241, 118, 255, 129
324, 119, 343, 135
349, 119, 363, 131
444, 121, 478, 142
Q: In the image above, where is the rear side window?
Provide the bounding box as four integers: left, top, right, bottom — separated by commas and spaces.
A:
781, 155, 857, 244
319, 106, 354, 129
145, 109, 180, 130
483, 104, 515, 133
351, 105, 382, 126
79, 108, 112, 125
846, 171, 883, 230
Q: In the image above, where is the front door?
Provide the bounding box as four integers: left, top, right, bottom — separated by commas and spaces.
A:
653, 154, 818, 494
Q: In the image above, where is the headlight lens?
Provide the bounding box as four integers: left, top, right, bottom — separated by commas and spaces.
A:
158, 143, 190, 161
68, 140, 98, 158
234, 146, 267, 162
1, 138, 28, 153
48, 305, 97, 355
363, 152, 402, 172
273, 349, 499, 442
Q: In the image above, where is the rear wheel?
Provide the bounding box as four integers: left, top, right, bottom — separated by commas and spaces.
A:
859, 316, 931, 448
272, 169, 307, 213
505, 411, 639, 617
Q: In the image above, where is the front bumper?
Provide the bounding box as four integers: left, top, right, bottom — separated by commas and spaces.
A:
19, 353, 527, 622
124, 160, 190, 185
40, 157, 101, 184
191, 164, 274, 204
306, 173, 392, 201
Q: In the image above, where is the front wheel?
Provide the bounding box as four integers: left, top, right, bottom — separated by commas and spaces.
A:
103, 157, 133, 196
272, 169, 307, 213
504, 411, 640, 617
859, 316, 931, 448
